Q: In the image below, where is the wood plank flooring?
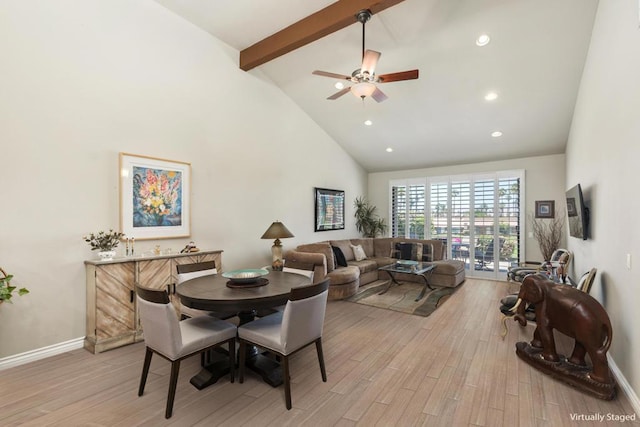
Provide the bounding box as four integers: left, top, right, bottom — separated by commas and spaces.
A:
1, 278, 638, 426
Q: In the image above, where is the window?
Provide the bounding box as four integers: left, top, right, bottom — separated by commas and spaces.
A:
390, 170, 524, 279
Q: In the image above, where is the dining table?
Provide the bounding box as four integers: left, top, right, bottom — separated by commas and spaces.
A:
176, 269, 312, 390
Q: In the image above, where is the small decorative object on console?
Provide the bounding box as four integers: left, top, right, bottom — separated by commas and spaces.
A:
180, 241, 199, 253
83, 229, 125, 261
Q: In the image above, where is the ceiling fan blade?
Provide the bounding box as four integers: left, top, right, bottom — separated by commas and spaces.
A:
361, 50, 381, 76
327, 87, 351, 100
312, 70, 351, 80
371, 87, 388, 103
377, 69, 419, 83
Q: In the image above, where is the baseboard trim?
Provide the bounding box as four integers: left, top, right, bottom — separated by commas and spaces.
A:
609, 354, 640, 415
0, 337, 85, 371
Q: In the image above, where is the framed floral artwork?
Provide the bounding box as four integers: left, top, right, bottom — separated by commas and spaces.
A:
119, 153, 191, 239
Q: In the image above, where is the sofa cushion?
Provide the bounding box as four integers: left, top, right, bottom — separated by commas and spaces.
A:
350, 238, 374, 258
297, 242, 335, 273
330, 240, 355, 262
332, 245, 348, 267
350, 244, 367, 261
326, 266, 360, 285
373, 238, 395, 258
348, 259, 378, 274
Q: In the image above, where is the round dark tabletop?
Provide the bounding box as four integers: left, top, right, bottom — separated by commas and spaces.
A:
176, 270, 311, 312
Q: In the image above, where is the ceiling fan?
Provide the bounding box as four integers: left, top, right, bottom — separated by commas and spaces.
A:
312, 9, 419, 103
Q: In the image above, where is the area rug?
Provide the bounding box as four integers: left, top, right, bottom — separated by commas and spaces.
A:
346, 280, 461, 317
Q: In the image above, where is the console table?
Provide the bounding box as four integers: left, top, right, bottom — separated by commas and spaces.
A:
84, 250, 223, 353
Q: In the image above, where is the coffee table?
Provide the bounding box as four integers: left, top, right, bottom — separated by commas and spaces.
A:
378, 261, 437, 301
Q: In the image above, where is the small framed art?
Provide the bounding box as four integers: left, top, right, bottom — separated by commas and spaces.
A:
535, 200, 555, 219
119, 153, 191, 239
315, 188, 345, 232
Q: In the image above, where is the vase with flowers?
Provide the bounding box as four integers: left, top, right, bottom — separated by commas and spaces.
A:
0, 268, 29, 305
84, 229, 125, 261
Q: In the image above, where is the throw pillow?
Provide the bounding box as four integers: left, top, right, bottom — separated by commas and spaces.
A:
394, 242, 423, 261
422, 243, 434, 262
332, 245, 348, 267
351, 244, 367, 261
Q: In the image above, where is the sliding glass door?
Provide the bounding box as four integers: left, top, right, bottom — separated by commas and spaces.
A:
390, 170, 523, 280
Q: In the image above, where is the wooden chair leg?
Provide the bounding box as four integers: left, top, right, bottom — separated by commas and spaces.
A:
138, 347, 153, 396
315, 338, 327, 382
283, 355, 292, 410
238, 341, 246, 383
228, 339, 236, 383
165, 360, 181, 419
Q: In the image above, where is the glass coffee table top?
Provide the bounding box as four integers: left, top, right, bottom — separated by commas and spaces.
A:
379, 261, 436, 275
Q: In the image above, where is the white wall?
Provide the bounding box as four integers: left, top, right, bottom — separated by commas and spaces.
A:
368, 154, 567, 262
0, 0, 366, 358
566, 0, 640, 399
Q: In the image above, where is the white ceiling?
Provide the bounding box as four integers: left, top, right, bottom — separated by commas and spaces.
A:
154, 0, 599, 172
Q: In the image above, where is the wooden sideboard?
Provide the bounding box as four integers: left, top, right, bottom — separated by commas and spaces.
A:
84, 250, 223, 353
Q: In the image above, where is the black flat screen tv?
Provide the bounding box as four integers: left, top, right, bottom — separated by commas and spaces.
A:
566, 184, 589, 240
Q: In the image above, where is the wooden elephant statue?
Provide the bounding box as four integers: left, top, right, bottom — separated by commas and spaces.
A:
511, 273, 612, 384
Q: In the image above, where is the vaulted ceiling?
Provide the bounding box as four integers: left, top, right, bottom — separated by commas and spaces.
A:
154, 0, 599, 172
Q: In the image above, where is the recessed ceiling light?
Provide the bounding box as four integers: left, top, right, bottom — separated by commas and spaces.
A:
491, 131, 503, 138
485, 92, 498, 101
476, 34, 490, 46
364, 120, 372, 126
335, 82, 344, 90
386, 147, 393, 152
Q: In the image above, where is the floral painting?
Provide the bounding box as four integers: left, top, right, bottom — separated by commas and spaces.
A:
120, 153, 191, 239
132, 167, 182, 227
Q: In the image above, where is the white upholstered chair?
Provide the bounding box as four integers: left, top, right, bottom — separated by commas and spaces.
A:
136, 285, 237, 419
238, 278, 330, 409
176, 261, 235, 320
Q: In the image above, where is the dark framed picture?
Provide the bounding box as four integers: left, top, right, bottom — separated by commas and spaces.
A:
315, 188, 345, 232
535, 200, 555, 218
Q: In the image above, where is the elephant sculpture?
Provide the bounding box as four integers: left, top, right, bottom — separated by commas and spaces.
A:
511, 273, 612, 384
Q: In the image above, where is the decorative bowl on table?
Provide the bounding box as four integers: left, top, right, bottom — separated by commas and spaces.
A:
396, 260, 419, 266
222, 268, 269, 284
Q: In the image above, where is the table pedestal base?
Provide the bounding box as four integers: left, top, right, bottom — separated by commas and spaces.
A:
245, 353, 283, 387
189, 348, 231, 390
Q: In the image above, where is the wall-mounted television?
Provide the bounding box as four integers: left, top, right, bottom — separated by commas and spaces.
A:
566, 183, 589, 240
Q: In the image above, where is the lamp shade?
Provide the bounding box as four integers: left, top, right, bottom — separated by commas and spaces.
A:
351, 82, 376, 99
261, 221, 294, 240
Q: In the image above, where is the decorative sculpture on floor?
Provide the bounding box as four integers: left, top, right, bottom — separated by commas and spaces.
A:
510, 274, 615, 400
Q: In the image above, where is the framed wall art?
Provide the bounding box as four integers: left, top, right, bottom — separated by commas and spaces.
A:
119, 153, 191, 239
535, 200, 555, 219
315, 187, 345, 232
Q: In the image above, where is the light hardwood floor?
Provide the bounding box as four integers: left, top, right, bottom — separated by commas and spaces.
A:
1, 278, 638, 426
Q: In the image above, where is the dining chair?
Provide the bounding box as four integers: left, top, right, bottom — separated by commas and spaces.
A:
237, 278, 330, 410
575, 268, 597, 294
176, 261, 235, 320
136, 285, 237, 419
256, 261, 315, 316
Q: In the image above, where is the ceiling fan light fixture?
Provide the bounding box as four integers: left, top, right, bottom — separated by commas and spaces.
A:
351, 82, 376, 99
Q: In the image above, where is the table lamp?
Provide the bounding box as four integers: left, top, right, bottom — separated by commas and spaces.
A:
261, 221, 294, 271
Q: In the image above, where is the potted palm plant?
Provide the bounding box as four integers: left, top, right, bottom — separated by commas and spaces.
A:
0, 268, 29, 304
354, 197, 387, 238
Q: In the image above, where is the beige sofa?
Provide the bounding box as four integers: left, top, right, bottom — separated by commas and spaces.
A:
284, 237, 465, 300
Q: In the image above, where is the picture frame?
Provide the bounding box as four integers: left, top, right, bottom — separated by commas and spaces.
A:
535, 200, 555, 219
119, 153, 191, 240
315, 187, 345, 232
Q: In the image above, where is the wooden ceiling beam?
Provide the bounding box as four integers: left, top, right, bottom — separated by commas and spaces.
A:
239, 0, 406, 71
